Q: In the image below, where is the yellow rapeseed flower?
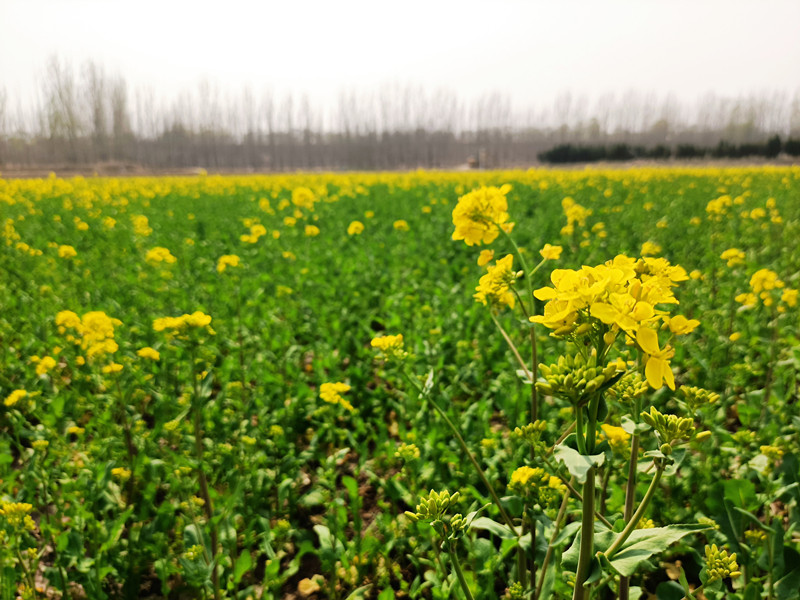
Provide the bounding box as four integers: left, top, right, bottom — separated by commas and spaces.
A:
720, 248, 745, 268
319, 382, 354, 412
137, 347, 160, 361
217, 254, 241, 273
370, 334, 407, 361
58, 245, 77, 259
477, 249, 495, 266
452, 185, 512, 246
539, 244, 563, 260
600, 424, 630, 453
474, 254, 517, 309
35, 356, 57, 376
640, 241, 662, 256
145, 247, 177, 265
347, 221, 364, 235
4, 389, 27, 407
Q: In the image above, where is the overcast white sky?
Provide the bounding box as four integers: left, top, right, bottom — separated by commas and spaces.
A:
2, 0, 799, 110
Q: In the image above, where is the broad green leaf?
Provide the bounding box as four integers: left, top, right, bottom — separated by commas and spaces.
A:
233, 549, 252, 584
554, 444, 605, 484
469, 516, 518, 539
656, 581, 685, 600
602, 525, 711, 577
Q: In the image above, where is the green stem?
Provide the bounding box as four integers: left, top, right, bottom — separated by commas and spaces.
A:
535, 488, 571, 600
619, 398, 642, 600
190, 346, 221, 600
575, 410, 587, 454
448, 541, 475, 600
605, 465, 665, 559
489, 312, 531, 380
402, 369, 527, 586
541, 455, 613, 529
680, 583, 701, 600
572, 466, 596, 600
402, 371, 515, 530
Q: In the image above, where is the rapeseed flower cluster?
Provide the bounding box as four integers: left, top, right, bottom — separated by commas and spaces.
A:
347, 220, 364, 235
451, 185, 513, 246
132, 215, 153, 236
560, 196, 591, 236
291, 187, 315, 210
474, 254, 517, 310
736, 267, 797, 310
216, 254, 241, 273
532, 255, 695, 389
55, 310, 122, 359
153, 312, 214, 337
370, 334, 407, 361
241, 222, 267, 244
706, 195, 733, 220
508, 466, 567, 510
33, 356, 58, 376
0, 501, 35, 530
720, 248, 745, 267
137, 347, 160, 361
145, 246, 177, 265
319, 382, 354, 412
58, 244, 77, 259
4, 389, 28, 408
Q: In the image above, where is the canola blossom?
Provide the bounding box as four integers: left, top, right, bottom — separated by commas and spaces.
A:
532, 255, 694, 389
319, 382, 354, 412
474, 254, 517, 310
452, 184, 514, 246
217, 254, 241, 273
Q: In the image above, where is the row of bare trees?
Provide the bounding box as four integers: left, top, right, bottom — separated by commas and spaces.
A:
1, 58, 799, 171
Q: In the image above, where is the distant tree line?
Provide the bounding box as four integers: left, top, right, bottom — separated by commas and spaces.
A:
1, 58, 799, 171
539, 135, 800, 164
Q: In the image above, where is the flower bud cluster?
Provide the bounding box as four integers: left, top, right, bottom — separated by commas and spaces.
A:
641, 407, 699, 450
395, 442, 421, 462
512, 420, 547, 455
679, 386, 720, 414
504, 582, 526, 600
537, 352, 620, 405
405, 490, 460, 524
608, 372, 648, 404
704, 544, 741, 582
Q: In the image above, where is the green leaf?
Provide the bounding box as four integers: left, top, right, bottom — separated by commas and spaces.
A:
377, 588, 395, 600
601, 525, 711, 577
233, 549, 252, 584
469, 517, 518, 539
299, 489, 327, 507
563, 525, 615, 571
722, 479, 757, 510
344, 584, 373, 599
554, 444, 605, 484
342, 475, 360, 504
655, 581, 685, 600
621, 415, 649, 435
